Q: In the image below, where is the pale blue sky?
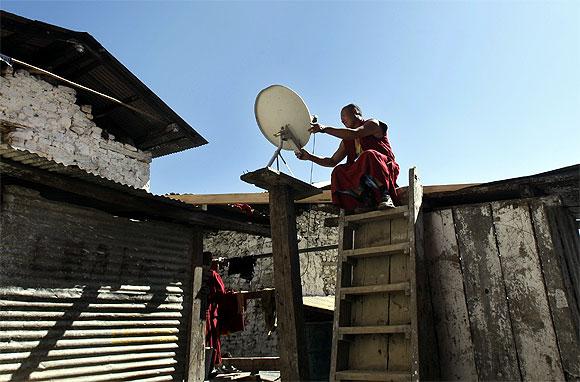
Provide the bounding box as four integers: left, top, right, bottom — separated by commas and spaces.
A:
3, 1, 579, 195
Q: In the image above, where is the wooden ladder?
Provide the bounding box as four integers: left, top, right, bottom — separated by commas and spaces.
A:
330, 168, 423, 382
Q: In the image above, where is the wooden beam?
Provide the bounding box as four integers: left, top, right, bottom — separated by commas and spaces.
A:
221, 357, 280, 373
0, 156, 271, 237
167, 184, 479, 206
241, 167, 322, 201
241, 168, 315, 381
212, 244, 338, 261
267, 185, 310, 381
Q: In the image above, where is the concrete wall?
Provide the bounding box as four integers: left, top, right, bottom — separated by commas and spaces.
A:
0, 68, 151, 189
203, 208, 339, 356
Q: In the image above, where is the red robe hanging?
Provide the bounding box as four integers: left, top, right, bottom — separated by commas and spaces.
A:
205, 268, 225, 367
331, 120, 399, 211
205, 267, 246, 368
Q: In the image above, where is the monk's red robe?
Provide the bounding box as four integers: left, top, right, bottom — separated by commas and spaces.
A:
331, 121, 399, 211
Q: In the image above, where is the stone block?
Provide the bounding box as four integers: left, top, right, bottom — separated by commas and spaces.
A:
124, 143, 138, 152
9, 130, 34, 141
15, 69, 30, 78
70, 124, 85, 135
45, 103, 58, 113
62, 142, 75, 153
56, 153, 75, 166
57, 85, 76, 97
75, 143, 92, 156
22, 106, 34, 117
37, 80, 53, 92
8, 136, 26, 146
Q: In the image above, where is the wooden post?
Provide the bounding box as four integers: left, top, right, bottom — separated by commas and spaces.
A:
187, 229, 206, 381
241, 167, 321, 381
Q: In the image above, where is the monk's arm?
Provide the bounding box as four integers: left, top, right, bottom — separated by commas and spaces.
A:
296, 142, 346, 167
315, 120, 382, 139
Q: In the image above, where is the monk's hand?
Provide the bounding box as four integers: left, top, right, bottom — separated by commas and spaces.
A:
309, 123, 325, 134
295, 148, 310, 160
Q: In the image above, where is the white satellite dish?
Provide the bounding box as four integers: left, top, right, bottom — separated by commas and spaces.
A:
254, 85, 315, 170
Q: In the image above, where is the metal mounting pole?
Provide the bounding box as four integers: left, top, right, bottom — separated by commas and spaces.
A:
267, 138, 284, 168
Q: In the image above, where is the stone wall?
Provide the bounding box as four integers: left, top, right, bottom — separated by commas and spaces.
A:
203, 208, 339, 356
0, 68, 151, 189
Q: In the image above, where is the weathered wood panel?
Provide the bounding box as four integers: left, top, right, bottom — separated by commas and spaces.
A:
453, 204, 520, 381
552, 208, 580, 330
531, 201, 580, 380
424, 209, 477, 380
492, 200, 564, 380
411, 169, 438, 380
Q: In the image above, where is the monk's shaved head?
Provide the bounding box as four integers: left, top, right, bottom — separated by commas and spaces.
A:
340, 103, 364, 129
341, 104, 362, 117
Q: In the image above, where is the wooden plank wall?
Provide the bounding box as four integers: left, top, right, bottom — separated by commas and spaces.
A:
423, 196, 580, 381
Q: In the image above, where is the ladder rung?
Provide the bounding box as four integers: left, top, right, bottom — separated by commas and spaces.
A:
335, 370, 411, 381
340, 282, 410, 298
338, 324, 410, 335
345, 206, 408, 224
342, 242, 409, 259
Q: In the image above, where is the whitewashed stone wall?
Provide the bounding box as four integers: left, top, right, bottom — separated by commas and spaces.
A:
204, 209, 339, 356
0, 68, 151, 189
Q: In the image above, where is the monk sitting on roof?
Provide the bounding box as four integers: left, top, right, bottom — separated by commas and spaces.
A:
296, 104, 399, 211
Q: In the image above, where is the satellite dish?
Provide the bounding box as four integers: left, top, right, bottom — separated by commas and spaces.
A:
255, 85, 312, 152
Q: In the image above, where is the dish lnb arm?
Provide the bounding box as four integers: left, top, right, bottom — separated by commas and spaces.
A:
274, 124, 302, 153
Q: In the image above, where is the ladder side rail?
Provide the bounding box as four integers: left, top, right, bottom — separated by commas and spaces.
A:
408, 167, 423, 382
330, 210, 353, 381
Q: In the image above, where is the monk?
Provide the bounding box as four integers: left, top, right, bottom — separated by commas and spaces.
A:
296, 104, 399, 211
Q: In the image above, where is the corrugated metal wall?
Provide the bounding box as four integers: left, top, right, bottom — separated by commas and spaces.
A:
0, 184, 197, 381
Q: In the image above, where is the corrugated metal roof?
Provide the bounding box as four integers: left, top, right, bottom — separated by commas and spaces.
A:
0, 143, 164, 194
303, 296, 335, 312
0, 10, 207, 158
0, 144, 270, 235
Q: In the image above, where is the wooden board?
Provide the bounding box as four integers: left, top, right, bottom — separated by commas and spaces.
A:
453, 204, 521, 381
531, 200, 580, 379
424, 210, 477, 380
492, 200, 564, 380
